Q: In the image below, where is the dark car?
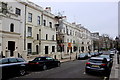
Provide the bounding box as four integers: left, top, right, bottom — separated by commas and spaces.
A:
77, 53, 88, 60
0, 58, 28, 79
28, 57, 60, 70
85, 57, 111, 75
94, 52, 99, 56
90, 52, 96, 57
99, 51, 103, 55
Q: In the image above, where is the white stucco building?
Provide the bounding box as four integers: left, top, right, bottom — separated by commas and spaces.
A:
0, 0, 25, 57
56, 18, 93, 54
19, 1, 58, 55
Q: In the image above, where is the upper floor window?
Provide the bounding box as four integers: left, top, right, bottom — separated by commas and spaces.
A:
28, 27, 32, 37
16, 8, 21, 15
37, 34, 39, 40
43, 20, 46, 26
46, 34, 48, 40
28, 13, 32, 22
52, 35, 54, 40
37, 16, 40, 25
49, 22, 52, 28
1, 2, 7, 15
10, 23, 14, 32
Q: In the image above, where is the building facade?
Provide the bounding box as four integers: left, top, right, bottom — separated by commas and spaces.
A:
56, 18, 93, 54
0, 0, 25, 57
20, 1, 58, 55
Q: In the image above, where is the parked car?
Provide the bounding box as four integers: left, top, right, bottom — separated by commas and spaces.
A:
98, 54, 113, 67
86, 53, 91, 58
0, 58, 28, 79
94, 52, 99, 56
28, 57, 60, 70
99, 51, 103, 55
90, 52, 96, 57
85, 57, 111, 74
77, 53, 88, 60
109, 50, 115, 58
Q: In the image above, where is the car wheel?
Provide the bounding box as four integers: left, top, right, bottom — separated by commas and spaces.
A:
19, 69, 26, 76
43, 65, 47, 70
57, 62, 61, 67
85, 69, 89, 74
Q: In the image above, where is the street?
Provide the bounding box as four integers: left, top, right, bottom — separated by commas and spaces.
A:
9, 58, 110, 80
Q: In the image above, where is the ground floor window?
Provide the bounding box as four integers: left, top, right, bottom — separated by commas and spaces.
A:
52, 46, 55, 52
28, 43, 32, 54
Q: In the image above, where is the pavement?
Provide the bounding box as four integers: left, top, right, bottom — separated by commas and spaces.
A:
109, 53, 120, 80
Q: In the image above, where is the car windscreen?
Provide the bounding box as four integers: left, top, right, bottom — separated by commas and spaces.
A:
89, 59, 103, 63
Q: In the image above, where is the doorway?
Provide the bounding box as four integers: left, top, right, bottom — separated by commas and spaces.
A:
45, 46, 48, 54
8, 41, 15, 56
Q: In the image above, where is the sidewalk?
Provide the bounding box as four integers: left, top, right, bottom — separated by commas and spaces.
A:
109, 53, 120, 80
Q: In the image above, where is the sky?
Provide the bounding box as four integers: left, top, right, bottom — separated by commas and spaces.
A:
29, 0, 118, 39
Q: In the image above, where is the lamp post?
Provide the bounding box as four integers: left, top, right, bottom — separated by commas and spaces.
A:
115, 37, 119, 64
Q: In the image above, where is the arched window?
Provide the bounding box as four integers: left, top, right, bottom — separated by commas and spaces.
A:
10, 23, 14, 32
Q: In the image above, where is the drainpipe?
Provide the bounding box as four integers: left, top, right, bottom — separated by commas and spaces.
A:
24, 5, 27, 50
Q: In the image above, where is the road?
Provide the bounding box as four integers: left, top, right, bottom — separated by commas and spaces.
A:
9, 59, 109, 80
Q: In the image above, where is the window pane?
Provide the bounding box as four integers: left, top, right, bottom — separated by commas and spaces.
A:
9, 58, 17, 63
0, 59, 8, 64
38, 16, 40, 25
16, 8, 21, 15
28, 13, 32, 22
28, 27, 32, 37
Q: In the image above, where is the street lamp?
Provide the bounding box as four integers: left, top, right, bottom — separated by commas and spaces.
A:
115, 37, 119, 64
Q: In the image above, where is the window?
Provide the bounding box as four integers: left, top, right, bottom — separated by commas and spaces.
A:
1, 2, 7, 14
46, 34, 48, 40
10, 23, 14, 32
17, 58, 25, 62
16, 8, 21, 15
28, 13, 32, 22
9, 58, 17, 63
28, 43, 32, 54
28, 27, 32, 37
52, 46, 55, 52
52, 35, 54, 40
38, 16, 40, 25
37, 34, 39, 40
70, 30, 72, 35
49, 22, 52, 28
43, 20, 46, 26
0, 59, 8, 64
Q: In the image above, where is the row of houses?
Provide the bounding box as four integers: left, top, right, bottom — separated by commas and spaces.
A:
0, 0, 102, 59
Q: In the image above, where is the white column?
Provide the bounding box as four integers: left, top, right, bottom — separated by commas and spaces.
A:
22, 50, 27, 60
5, 50, 10, 57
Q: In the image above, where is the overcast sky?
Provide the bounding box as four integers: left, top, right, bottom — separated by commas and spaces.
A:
29, 0, 118, 39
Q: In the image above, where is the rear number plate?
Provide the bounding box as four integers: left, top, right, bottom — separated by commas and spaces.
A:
92, 65, 99, 67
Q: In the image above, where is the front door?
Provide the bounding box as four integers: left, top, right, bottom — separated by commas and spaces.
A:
45, 46, 48, 54
8, 41, 15, 56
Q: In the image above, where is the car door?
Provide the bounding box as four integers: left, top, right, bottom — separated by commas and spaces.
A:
46, 57, 54, 67
8, 58, 18, 74
0, 58, 9, 77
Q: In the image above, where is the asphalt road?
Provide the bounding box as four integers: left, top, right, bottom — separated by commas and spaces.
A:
9, 60, 108, 80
